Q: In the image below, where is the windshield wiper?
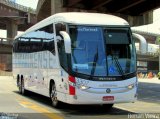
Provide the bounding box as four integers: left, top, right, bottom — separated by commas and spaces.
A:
90, 47, 99, 77
113, 56, 125, 79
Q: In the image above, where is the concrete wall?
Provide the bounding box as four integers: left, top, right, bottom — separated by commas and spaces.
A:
0, 54, 12, 71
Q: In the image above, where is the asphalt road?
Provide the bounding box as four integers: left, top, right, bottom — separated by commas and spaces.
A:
0, 76, 159, 119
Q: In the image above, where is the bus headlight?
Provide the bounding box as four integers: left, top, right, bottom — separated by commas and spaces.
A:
127, 84, 135, 89
79, 85, 90, 90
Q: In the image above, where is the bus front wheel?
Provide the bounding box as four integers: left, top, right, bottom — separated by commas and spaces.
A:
50, 83, 61, 108
102, 104, 114, 111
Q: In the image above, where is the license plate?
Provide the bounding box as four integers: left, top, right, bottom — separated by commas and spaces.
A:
102, 96, 114, 101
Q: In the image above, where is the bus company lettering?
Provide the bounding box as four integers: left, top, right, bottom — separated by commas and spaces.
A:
99, 84, 118, 88
78, 27, 98, 32
13, 51, 57, 69
99, 77, 116, 81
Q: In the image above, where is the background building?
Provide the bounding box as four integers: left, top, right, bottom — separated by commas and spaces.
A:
132, 24, 160, 78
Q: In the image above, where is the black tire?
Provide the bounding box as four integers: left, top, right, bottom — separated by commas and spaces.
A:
19, 77, 26, 95
102, 104, 114, 111
50, 83, 61, 108
18, 77, 22, 93
17, 75, 20, 87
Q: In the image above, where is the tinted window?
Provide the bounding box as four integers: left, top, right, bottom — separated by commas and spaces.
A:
58, 41, 68, 70
14, 24, 55, 54
13, 39, 19, 52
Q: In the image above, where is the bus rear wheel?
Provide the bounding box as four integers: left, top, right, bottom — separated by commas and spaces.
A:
18, 77, 26, 95
18, 80, 21, 93
50, 83, 61, 108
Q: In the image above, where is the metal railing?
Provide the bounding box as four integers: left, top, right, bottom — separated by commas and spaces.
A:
0, 38, 13, 45
0, 0, 36, 14
136, 50, 159, 57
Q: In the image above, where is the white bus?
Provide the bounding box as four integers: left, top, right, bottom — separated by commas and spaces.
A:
13, 12, 137, 109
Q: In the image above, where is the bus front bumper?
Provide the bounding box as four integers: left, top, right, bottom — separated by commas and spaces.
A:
65, 87, 137, 105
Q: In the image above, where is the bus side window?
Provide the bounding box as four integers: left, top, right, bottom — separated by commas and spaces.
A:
29, 30, 43, 52
55, 23, 66, 36
13, 39, 18, 52
17, 36, 30, 53
26, 24, 55, 54
43, 24, 55, 55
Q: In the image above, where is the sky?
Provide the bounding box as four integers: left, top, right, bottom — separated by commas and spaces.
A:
0, 1, 160, 38
16, 0, 38, 9
153, 8, 160, 24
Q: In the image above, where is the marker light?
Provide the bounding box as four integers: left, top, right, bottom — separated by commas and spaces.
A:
68, 75, 76, 95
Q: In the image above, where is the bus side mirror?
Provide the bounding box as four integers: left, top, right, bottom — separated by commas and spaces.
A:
60, 31, 71, 54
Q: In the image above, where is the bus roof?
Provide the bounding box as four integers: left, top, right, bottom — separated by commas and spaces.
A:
15, 12, 129, 39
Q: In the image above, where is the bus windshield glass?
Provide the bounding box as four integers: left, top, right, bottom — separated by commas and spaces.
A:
69, 26, 136, 77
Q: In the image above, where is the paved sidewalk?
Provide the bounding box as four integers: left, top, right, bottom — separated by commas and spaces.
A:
138, 77, 160, 84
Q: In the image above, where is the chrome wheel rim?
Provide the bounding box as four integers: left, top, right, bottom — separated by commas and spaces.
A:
21, 80, 24, 94
18, 80, 21, 92
51, 84, 58, 106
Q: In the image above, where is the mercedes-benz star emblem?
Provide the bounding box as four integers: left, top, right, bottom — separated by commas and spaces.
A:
106, 88, 111, 93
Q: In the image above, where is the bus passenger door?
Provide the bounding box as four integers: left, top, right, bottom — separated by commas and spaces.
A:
55, 23, 69, 96
35, 52, 46, 91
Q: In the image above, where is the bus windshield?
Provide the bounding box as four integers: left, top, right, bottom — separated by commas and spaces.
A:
69, 26, 136, 77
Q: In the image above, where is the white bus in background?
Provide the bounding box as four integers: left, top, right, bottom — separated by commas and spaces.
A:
13, 12, 137, 109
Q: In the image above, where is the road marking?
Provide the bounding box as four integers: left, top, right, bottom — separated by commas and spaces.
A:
115, 106, 135, 113
19, 103, 28, 108
17, 99, 63, 119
